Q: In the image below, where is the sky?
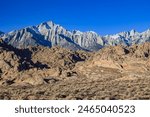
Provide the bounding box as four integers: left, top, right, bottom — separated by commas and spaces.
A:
0, 0, 150, 35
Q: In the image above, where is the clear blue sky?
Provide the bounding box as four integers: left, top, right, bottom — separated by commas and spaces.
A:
0, 0, 150, 35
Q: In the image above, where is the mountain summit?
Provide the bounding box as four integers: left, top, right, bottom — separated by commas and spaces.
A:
1, 21, 103, 51
103, 29, 150, 46
1, 21, 150, 51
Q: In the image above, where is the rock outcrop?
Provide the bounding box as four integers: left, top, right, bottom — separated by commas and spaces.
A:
0, 39, 91, 85
76, 42, 150, 72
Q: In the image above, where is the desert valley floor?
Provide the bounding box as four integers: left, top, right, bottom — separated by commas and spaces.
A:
0, 39, 150, 100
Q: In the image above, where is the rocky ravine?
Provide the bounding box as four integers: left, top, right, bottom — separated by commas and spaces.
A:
0, 39, 150, 100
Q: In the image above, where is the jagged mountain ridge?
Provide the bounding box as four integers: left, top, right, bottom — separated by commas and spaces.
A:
103, 29, 150, 46
1, 21, 103, 51
1, 21, 150, 51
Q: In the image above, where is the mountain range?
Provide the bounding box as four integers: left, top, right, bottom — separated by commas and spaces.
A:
1, 21, 150, 51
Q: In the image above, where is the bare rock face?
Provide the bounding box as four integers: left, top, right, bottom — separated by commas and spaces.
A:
1, 21, 150, 52
0, 39, 20, 84
129, 42, 150, 58
103, 29, 150, 46
75, 42, 150, 77
30, 46, 90, 71
1, 21, 104, 51
0, 39, 91, 86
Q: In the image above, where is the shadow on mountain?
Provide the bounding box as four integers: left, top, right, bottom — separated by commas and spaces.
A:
16, 48, 50, 71
59, 34, 90, 51
33, 35, 52, 47
0, 40, 49, 71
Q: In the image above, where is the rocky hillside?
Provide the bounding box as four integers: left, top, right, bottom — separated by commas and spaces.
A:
76, 42, 150, 72
0, 38, 150, 99
0, 38, 91, 85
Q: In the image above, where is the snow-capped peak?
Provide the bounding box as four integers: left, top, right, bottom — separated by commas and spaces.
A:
87, 31, 97, 34
1, 20, 150, 51
144, 29, 150, 33
73, 30, 83, 35
129, 29, 137, 36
